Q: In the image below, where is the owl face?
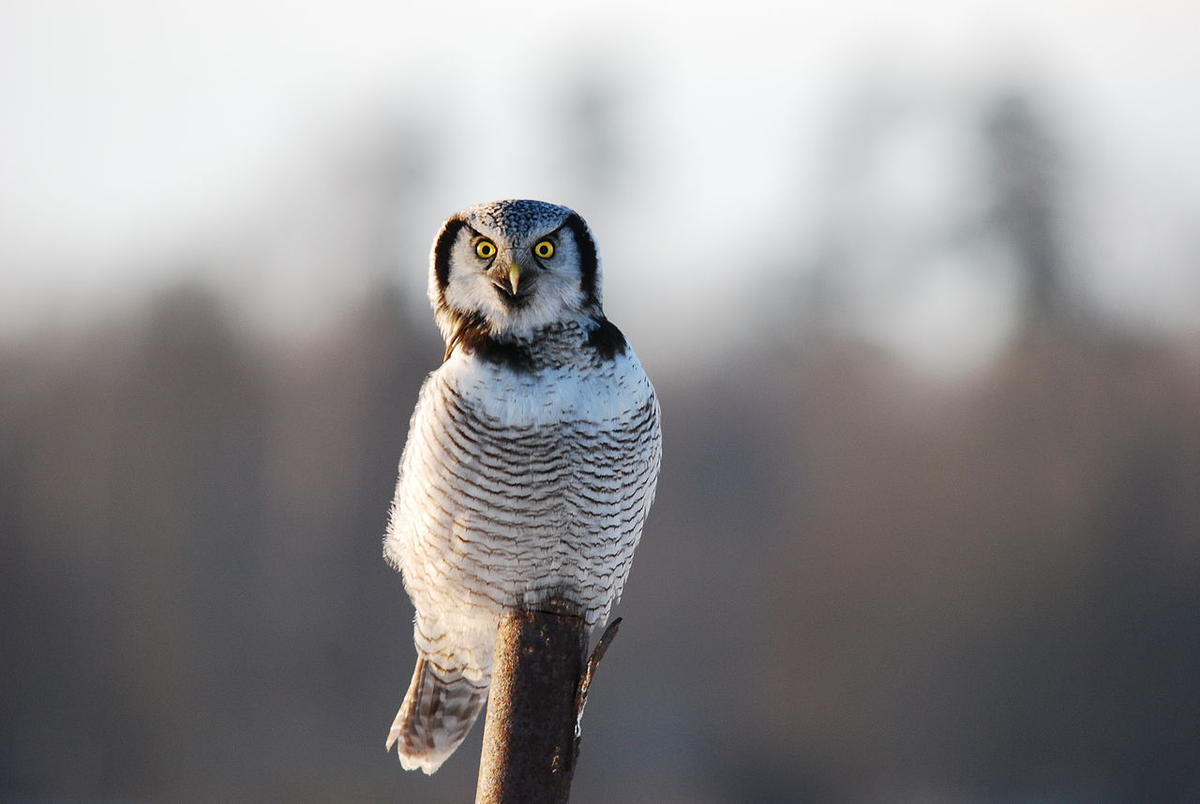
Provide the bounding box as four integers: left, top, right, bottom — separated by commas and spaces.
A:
429, 200, 603, 342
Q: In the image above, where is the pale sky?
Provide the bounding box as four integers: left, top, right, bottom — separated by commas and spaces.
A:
2, 1, 1198, 367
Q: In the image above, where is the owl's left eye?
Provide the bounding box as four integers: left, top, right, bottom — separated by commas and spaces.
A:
475, 240, 497, 260
533, 240, 554, 259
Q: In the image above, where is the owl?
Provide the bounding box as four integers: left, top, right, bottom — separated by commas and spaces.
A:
383, 199, 662, 774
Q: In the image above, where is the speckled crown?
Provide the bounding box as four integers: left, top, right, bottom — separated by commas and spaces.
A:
460, 199, 574, 240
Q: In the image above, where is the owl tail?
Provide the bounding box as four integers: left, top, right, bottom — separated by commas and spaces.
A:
386, 655, 489, 774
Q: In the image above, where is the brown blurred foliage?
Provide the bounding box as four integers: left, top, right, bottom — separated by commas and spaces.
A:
2, 278, 1198, 804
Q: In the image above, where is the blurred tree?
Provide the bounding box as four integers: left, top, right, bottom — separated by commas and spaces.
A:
982, 89, 1070, 330
792, 74, 1014, 370
555, 67, 629, 208
335, 114, 435, 286
106, 283, 269, 798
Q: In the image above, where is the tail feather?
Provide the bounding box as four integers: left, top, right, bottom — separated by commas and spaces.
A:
386, 655, 489, 774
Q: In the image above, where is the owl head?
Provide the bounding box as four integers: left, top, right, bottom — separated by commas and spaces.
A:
428, 200, 604, 351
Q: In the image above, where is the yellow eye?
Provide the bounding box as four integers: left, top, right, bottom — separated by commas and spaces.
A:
533, 240, 554, 259
475, 240, 497, 259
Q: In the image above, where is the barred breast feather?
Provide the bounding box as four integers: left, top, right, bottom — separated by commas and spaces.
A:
383, 320, 661, 774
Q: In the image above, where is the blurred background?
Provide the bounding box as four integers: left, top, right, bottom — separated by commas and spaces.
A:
3, 2, 1199, 803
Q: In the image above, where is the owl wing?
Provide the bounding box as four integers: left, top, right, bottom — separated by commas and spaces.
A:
563, 393, 661, 626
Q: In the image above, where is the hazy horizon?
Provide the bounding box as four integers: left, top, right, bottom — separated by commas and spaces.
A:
3, 1, 1198, 372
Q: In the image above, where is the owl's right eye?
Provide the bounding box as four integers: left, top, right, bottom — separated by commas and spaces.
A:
475, 240, 497, 260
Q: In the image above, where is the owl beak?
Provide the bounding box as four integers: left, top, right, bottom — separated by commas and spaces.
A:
507, 262, 521, 295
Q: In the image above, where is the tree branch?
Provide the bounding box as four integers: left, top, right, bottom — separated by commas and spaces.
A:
474, 600, 622, 804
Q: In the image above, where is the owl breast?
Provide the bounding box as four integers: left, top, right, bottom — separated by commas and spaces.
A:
387, 327, 661, 630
